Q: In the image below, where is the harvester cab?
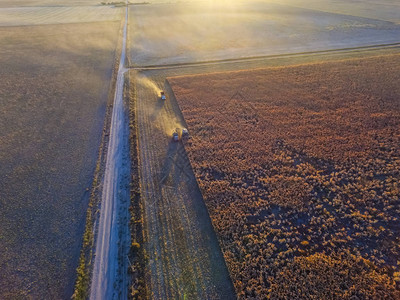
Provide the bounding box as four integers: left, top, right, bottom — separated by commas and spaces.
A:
172, 129, 179, 142
172, 128, 189, 142
181, 128, 189, 138
160, 91, 166, 100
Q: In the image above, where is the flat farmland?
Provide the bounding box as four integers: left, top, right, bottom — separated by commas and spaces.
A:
0, 0, 101, 8
169, 54, 400, 298
0, 21, 120, 298
129, 1, 400, 67
275, 0, 400, 24
0, 6, 122, 26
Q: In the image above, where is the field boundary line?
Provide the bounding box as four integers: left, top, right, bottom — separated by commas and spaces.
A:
131, 42, 400, 70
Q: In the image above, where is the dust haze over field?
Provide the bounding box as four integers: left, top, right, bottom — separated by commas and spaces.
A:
136, 74, 162, 95
1, 0, 400, 299
129, 0, 400, 66
0, 21, 120, 298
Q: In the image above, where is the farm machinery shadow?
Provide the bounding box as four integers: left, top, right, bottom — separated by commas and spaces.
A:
159, 141, 193, 188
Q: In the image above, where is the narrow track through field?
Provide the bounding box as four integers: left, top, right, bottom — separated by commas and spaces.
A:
134, 71, 236, 299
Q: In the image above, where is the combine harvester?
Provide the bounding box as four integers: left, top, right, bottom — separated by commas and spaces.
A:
172, 128, 189, 142
160, 91, 166, 100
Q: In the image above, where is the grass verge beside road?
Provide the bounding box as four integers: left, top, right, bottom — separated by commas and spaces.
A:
127, 70, 148, 299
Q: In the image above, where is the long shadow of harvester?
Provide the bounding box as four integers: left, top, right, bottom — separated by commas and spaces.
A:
159, 141, 178, 186
159, 140, 193, 188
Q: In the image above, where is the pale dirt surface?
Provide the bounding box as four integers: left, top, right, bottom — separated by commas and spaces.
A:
90, 7, 130, 300
128, 1, 400, 66
90, 69, 130, 300
0, 5, 123, 26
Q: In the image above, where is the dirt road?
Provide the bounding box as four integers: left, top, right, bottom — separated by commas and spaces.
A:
90, 6, 130, 300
